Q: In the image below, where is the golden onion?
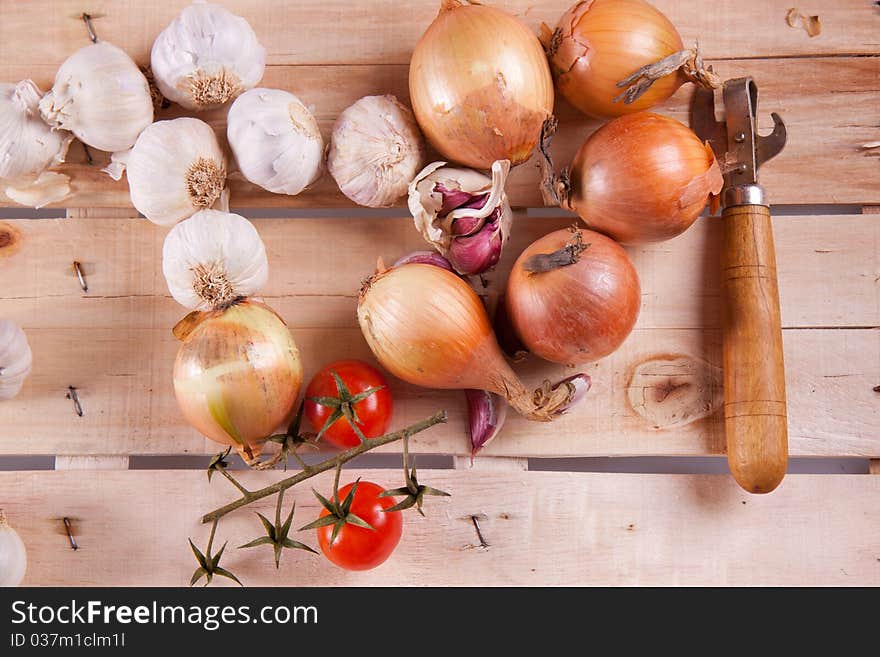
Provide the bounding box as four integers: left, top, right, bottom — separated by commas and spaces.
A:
409, 0, 554, 169
172, 299, 302, 460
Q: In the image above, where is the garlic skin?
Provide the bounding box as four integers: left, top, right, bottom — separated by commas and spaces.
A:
0, 80, 71, 182
0, 510, 27, 587
163, 209, 269, 311
328, 95, 424, 207
407, 160, 512, 276
151, 2, 266, 111
227, 88, 323, 196
127, 118, 227, 226
39, 42, 153, 153
0, 320, 32, 401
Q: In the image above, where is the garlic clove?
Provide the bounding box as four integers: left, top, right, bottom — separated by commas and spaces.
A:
0, 320, 33, 401
162, 209, 269, 311
0, 509, 27, 586
4, 171, 71, 209
466, 389, 508, 456
408, 159, 513, 275
393, 250, 455, 271
328, 94, 425, 207
0, 80, 72, 183
127, 118, 227, 226
151, 2, 266, 111
226, 88, 323, 196
39, 42, 153, 153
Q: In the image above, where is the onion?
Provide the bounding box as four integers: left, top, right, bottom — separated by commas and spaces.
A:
552, 112, 723, 243
357, 262, 588, 421
172, 299, 303, 461
409, 0, 554, 169
506, 227, 640, 365
543, 0, 719, 118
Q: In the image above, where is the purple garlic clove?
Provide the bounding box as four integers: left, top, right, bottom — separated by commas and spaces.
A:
466, 389, 508, 457
434, 183, 489, 215
447, 215, 504, 276
393, 250, 455, 271
550, 373, 592, 415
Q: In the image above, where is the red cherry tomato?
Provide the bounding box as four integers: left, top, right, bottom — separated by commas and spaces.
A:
317, 481, 403, 571
304, 360, 393, 449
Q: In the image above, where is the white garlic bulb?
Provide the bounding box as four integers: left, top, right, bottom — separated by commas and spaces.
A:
0, 510, 27, 587
226, 88, 323, 196
0, 80, 71, 182
127, 118, 227, 226
39, 42, 153, 152
151, 2, 266, 111
163, 209, 268, 311
0, 320, 32, 401
328, 95, 424, 207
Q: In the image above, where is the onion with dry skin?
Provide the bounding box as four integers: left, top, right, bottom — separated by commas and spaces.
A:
543, 0, 719, 118
506, 227, 641, 364
357, 262, 588, 421
549, 112, 723, 243
409, 0, 554, 169
172, 300, 303, 462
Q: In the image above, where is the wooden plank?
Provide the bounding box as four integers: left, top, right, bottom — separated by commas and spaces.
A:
2, 469, 878, 586
0, 326, 876, 458
870, 460, 880, 475
1, 56, 878, 208
1, 0, 876, 82
54, 456, 129, 470
2, 214, 877, 331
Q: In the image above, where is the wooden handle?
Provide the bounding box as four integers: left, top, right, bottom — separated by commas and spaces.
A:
721, 204, 788, 493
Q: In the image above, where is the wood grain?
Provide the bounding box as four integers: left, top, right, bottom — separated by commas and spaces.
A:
1, 215, 877, 331
1, 57, 878, 208
1, 0, 876, 76
0, 326, 876, 458
721, 205, 788, 493
2, 469, 879, 586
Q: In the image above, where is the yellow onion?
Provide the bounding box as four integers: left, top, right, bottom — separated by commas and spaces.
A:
172, 299, 302, 461
409, 0, 554, 169
506, 227, 640, 364
357, 262, 589, 421
561, 112, 723, 243
544, 0, 718, 119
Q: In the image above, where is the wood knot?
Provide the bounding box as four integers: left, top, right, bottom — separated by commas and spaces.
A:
0, 222, 21, 259
626, 354, 723, 430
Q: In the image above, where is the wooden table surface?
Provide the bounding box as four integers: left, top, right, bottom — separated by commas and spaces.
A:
0, 0, 877, 586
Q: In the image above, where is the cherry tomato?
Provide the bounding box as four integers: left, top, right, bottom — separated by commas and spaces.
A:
317, 481, 403, 571
304, 360, 393, 449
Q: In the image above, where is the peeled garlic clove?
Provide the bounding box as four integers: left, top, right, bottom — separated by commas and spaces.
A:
0, 320, 33, 401
163, 209, 269, 311
39, 42, 153, 152
0, 80, 72, 183
151, 2, 266, 111
127, 118, 227, 226
226, 88, 323, 196
0, 510, 27, 586
328, 94, 425, 207
408, 159, 512, 275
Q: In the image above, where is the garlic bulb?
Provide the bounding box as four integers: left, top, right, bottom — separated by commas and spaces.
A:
226, 88, 323, 196
0, 510, 27, 587
151, 2, 266, 111
0, 320, 32, 401
39, 42, 153, 152
127, 118, 227, 226
163, 209, 269, 311
0, 80, 71, 182
408, 160, 512, 276
328, 95, 424, 207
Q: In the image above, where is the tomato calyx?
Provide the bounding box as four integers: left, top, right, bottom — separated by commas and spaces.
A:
267, 403, 319, 471
380, 437, 450, 517
299, 471, 376, 547
238, 489, 317, 569
308, 371, 386, 444
189, 519, 242, 587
